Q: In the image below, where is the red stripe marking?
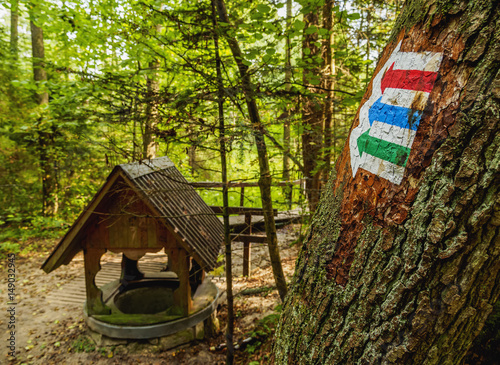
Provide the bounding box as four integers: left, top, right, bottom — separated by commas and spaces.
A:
381, 62, 438, 94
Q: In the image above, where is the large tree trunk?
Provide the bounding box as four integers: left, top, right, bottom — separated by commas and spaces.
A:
273, 0, 500, 363
30, 20, 48, 105
142, 19, 162, 160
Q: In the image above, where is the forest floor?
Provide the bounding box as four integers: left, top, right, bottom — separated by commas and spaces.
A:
0, 224, 303, 365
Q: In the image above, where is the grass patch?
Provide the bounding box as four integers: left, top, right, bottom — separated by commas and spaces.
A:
70, 336, 96, 353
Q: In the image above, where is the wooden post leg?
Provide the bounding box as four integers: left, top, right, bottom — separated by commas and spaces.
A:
243, 239, 252, 277
169, 248, 192, 316
189, 260, 205, 295
240, 186, 245, 207
245, 212, 252, 234
120, 254, 144, 282
84, 248, 111, 315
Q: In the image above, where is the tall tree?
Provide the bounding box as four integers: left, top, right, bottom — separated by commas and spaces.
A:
273, 0, 500, 363
142, 60, 160, 160
301, 0, 323, 213
142, 19, 161, 160
321, 0, 335, 181
211, 1, 234, 363
10, 0, 19, 58
30, 12, 48, 106
215, 0, 288, 301
282, 0, 293, 209
30, 2, 58, 216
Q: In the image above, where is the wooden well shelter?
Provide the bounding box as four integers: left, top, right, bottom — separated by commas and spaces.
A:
42, 156, 224, 319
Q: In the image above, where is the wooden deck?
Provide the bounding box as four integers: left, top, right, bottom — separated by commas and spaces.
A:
48, 254, 168, 306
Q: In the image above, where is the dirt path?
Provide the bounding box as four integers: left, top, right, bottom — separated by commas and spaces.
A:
1, 224, 302, 364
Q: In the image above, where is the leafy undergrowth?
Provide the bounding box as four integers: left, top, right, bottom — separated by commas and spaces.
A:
213, 301, 282, 364
0, 235, 57, 271
241, 309, 281, 364
0, 218, 68, 262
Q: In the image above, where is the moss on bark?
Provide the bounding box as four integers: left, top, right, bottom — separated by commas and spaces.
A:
272, 0, 500, 363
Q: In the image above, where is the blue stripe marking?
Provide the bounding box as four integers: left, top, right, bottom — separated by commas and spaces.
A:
368, 97, 422, 131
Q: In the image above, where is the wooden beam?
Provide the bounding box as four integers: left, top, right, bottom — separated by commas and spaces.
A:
210, 206, 278, 216
244, 213, 252, 234
230, 234, 267, 243
190, 179, 304, 188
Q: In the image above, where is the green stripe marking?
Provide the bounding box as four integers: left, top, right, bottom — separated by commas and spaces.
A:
357, 129, 411, 167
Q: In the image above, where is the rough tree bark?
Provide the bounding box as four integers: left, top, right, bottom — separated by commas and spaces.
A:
273, 0, 499, 363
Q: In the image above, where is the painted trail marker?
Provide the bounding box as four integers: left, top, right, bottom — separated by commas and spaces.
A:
349, 42, 443, 184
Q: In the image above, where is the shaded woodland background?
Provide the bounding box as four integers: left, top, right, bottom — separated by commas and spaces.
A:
1, 0, 400, 241
1, 0, 499, 364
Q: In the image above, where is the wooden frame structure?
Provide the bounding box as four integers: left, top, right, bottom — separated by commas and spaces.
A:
42, 157, 224, 317
209, 206, 277, 276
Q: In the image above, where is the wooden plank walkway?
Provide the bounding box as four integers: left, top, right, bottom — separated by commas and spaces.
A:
48, 254, 168, 306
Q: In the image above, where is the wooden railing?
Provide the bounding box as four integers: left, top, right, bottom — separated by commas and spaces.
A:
209, 205, 276, 276
192, 178, 305, 208
198, 180, 305, 276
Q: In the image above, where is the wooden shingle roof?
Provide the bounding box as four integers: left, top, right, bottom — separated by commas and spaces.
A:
42, 156, 223, 273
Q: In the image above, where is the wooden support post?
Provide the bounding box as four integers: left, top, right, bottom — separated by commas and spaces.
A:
243, 213, 252, 277
243, 238, 251, 277
168, 248, 192, 316
189, 259, 205, 295
120, 254, 144, 282
84, 248, 111, 315
240, 186, 245, 206
244, 212, 252, 234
